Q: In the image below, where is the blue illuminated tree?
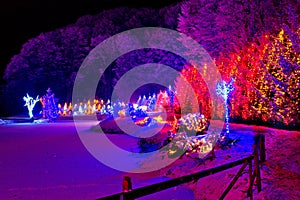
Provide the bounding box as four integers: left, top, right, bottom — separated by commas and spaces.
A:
216, 77, 234, 138
41, 88, 59, 122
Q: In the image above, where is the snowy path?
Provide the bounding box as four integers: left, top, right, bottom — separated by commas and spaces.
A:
0, 121, 121, 199
0, 120, 299, 199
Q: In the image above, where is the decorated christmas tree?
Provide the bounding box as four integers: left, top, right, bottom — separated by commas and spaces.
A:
251, 28, 300, 126
174, 64, 211, 118
40, 88, 59, 122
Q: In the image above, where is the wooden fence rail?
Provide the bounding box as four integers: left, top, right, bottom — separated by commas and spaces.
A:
97, 134, 266, 200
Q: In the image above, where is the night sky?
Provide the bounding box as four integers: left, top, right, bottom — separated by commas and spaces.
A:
0, 0, 181, 79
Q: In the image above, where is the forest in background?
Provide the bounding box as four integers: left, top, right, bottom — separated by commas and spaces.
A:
1, 0, 299, 129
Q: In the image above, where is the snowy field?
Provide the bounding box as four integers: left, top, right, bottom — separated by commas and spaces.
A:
0, 120, 299, 200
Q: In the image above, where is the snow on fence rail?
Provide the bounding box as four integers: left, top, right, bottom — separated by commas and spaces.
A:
97, 134, 266, 200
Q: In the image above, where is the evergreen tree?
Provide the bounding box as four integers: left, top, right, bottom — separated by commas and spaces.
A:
174, 64, 211, 117
251, 28, 300, 126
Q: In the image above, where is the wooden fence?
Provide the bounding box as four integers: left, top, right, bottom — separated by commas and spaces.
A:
97, 134, 266, 200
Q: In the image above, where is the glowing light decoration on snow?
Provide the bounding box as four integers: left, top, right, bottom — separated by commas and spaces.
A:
177, 113, 209, 135
118, 109, 126, 117
216, 77, 234, 137
63, 103, 68, 116
168, 131, 218, 158
153, 115, 167, 124
23, 93, 39, 118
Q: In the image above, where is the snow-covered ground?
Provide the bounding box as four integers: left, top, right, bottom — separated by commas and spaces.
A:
0, 120, 299, 199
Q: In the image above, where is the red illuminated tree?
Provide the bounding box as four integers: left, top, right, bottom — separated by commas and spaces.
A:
174, 64, 211, 118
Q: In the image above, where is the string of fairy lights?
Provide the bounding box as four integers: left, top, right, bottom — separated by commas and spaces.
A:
224, 27, 300, 126
251, 29, 300, 125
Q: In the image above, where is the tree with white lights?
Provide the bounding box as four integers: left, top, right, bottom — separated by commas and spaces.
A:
216, 77, 234, 137
23, 93, 39, 119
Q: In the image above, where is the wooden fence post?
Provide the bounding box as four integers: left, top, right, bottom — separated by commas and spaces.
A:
220, 161, 248, 200
260, 134, 266, 163
254, 147, 262, 192
248, 157, 253, 200
122, 176, 133, 200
